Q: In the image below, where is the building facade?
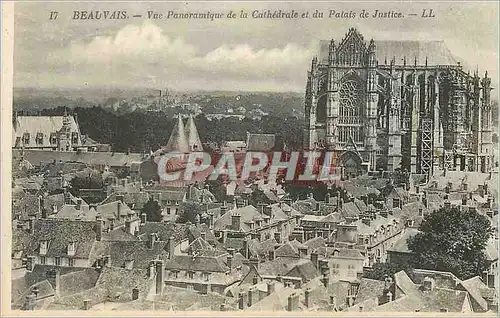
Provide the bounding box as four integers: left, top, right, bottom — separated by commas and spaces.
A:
304, 28, 494, 176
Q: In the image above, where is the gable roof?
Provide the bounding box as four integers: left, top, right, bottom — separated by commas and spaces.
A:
26, 219, 98, 258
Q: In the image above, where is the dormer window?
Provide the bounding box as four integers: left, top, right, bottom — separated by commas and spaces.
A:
39, 240, 49, 255
71, 132, 79, 144
36, 132, 44, 145
23, 132, 30, 145
49, 132, 57, 144
67, 242, 76, 256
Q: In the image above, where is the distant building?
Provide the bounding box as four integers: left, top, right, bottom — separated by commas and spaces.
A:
12, 113, 102, 151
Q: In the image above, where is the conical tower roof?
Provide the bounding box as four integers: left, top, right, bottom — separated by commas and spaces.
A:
186, 115, 203, 151
165, 115, 189, 153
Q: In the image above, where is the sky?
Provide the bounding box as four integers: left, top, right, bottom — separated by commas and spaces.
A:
13, 1, 499, 92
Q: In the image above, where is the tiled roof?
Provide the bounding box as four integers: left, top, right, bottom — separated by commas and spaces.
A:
304, 236, 327, 251
136, 222, 189, 243
102, 240, 169, 269
13, 149, 146, 168
258, 257, 309, 277
460, 276, 489, 311
53, 204, 98, 221
164, 254, 229, 272
287, 260, 320, 281
354, 278, 386, 304
341, 202, 361, 218
213, 205, 261, 232
96, 200, 135, 219
12, 227, 33, 252
12, 193, 41, 220
25, 219, 98, 258
275, 242, 299, 258
101, 192, 150, 210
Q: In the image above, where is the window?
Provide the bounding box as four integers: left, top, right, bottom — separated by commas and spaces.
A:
71, 132, 79, 144
203, 272, 210, 282
68, 258, 74, 267
338, 78, 364, 144
50, 133, 57, 144
67, 242, 76, 256
36, 132, 44, 145
188, 271, 194, 279
55, 257, 61, 266
22, 133, 30, 145
40, 241, 49, 255
40, 256, 46, 265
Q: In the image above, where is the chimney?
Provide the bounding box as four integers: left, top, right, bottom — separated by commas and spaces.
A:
274, 232, 282, 244
362, 216, 371, 227
76, 199, 82, 210
422, 197, 428, 208
252, 276, 259, 285
168, 236, 175, 259
487, 196, 492, 208
95, 216, 103, 241
263, 205, 272, 217
305, 288, 311, 308
322, 273, 329, 287
148, 261, 156, 278
47, 269, 60, 296
418, 208, 424, 217
26, 256, 35, 271
287, 293, 299, 311
329, 295, 336, 305
269, 249, 275, 260
125, 221, 132, 235
444, 201, 451, 210
155, 260, 164, 295
462, 196, 467, 206
238, 292, 245, 310
132, 287, 139, 300
24, 294, 36, 311
247, 288, 257, 307
227, 255, 233, 271
220, 204, 228, 216
228, 248, 235, 256
231, 214, 241, 231
200, 231, 206, 241
140, 213, 147, 225
298, 247, 308, 258
83, 299, 91, 310
267, 281, 276, 296
386, 291, 393, 303
242, 239, 249, 258
28, 217, 35, 234
310, 252, 319, 269
148, 233, 157, 249
117, 201, 122, 218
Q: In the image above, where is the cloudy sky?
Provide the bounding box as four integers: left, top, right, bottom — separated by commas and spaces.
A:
14, 1, 499, 92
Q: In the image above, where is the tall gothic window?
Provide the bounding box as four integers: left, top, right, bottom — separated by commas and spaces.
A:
338, 77, 364, 145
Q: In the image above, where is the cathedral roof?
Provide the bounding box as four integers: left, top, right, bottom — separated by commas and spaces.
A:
319, 39, 464, 66
186, 115, 203, 152
164, 115, 189, 153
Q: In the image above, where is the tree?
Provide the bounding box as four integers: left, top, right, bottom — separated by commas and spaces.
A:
177, 200, 205, 224
407, 206, 493, 280
141, 199, 163, 222
363, 261, 414, 281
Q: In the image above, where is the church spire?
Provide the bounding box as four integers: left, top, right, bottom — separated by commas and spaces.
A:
165, 115, 189, 153
186, 115, 203, 151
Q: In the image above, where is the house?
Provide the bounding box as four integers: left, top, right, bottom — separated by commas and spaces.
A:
24, 219, 101, 268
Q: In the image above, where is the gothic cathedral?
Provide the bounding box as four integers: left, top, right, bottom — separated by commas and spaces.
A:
304, 28, 494, 177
